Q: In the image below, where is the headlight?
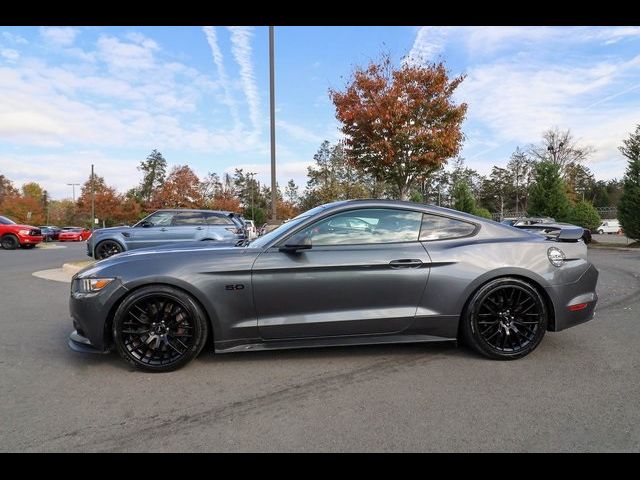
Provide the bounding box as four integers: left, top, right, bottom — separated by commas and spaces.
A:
19, 229, 31, 235
76, 278, 115, 293
547, 247, 566, 267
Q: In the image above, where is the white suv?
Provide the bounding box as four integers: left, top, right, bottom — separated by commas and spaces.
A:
597, 220, 621, 234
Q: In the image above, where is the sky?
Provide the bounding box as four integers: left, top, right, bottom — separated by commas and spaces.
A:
1, 26, 639, 200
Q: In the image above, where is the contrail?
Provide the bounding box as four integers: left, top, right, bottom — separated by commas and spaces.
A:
202, 26, 241, 131
228, 26, 261, 135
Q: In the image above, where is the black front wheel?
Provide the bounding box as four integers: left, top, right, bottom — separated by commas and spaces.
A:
112, 286, 209, 372
1, 234, 19, 250
95, 240, 123, 259
461, 277, 547, 360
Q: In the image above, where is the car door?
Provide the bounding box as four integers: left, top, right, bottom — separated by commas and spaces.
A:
129, 211, 177, 249
170, 211, 208, 243
252, 207, 431, 340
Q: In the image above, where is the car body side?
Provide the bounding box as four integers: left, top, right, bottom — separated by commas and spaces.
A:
85, 209, 245, 258
69, 201, 598, 354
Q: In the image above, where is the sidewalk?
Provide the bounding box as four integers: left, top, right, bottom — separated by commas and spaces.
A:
32, 260, 95, 283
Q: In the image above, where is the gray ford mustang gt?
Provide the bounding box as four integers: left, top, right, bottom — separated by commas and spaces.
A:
68, 199, 599, 372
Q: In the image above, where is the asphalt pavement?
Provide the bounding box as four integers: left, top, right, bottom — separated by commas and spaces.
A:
1, 242, 639, 452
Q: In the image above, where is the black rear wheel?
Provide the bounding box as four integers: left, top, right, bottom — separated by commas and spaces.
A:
95, 240, 123, 259
1, 234, 19, 250
113, 286, 209, 372
461, 277, 547, 360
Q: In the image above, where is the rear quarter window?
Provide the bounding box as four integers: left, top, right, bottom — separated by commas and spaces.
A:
419, 214, 477, 241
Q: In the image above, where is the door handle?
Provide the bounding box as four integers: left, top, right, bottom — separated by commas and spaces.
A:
196, 227, 204, 230
160, 228, 167, 232
389, 259, 423, 269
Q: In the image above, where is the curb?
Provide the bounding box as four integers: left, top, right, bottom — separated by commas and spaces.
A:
62, 262, 94, 275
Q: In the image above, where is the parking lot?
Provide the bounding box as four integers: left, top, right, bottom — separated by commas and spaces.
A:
1, 242, 639, 452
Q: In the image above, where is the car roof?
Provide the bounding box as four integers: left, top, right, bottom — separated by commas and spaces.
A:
155, 209, 238, 215
322, 199, 486, 222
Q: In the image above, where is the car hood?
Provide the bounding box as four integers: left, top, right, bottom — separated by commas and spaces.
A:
77, 240, 252, 278
2, 223, 38, 230
91, 226, 132, 235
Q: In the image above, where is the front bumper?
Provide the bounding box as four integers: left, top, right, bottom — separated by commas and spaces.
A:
68, 329, 110, 354
546, 263, 599, 332
19, 235, 43, 245
68, 278, 128, 352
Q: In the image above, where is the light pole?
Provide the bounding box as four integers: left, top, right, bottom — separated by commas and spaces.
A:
269, 26, 277, 223
67, 183, 80, 202
91, 164, 95, 232
247, 172, 257, 220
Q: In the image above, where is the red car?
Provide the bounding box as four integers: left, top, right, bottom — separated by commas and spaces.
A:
59, 227, 92, 242
0, 215, 44, 249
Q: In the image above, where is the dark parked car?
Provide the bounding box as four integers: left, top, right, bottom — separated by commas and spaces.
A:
39, 226, 61, 241
86, 209, 246, 259
69, 200, 599, 372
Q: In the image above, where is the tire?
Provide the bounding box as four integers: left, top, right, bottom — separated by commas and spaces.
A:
112, 285, 209, 372
1, 234, 19, 250
598, 229, 604, 234
95, 240, 123, 260
460, 277, 548, 360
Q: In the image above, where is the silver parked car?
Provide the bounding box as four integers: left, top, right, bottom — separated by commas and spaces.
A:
69, 199, 599, 372
86, 209, 246, 259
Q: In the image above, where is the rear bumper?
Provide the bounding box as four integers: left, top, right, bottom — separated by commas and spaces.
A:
546, 263, 599, 332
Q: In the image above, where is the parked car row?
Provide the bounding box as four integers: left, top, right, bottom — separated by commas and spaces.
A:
0, 216, 98, 250
1, 209, 269, 253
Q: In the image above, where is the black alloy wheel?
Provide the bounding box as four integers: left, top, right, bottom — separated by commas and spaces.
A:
1, 234, 19, 250
95, 240, 123, 259
113, 286, 209, 372
461, 277, 547, 360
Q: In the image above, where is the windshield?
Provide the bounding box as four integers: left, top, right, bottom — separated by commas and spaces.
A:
0, 215, 16, 225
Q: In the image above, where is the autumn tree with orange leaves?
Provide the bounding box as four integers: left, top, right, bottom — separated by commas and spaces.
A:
330, 55, 467, 200
152, 165, 204, 209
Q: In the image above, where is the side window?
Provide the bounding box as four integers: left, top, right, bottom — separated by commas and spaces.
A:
205, 213, 234, 225
419, 214, 476, 241
297, 208, 423, 246
144, 211, 175, 226
173, 212, 207, 226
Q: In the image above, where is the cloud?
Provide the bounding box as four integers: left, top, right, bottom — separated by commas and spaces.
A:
276, 120, 324, 144
202, 26, 241, 132
0, 48, 19, 61
228, 26, 261, 135
2, 32, 28, 44
40, 27, 79, 47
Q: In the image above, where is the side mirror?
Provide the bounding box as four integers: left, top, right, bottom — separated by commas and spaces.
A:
140, 221, 153, 228
279, 231, 312, 252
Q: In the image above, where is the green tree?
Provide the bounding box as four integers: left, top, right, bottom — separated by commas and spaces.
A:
452, 180, 476, 214
528, 162, 572, 221
137, 149, 167, 203
473, 207, 492, 219
21, 182, 44, 199
618, 125, 640, 240
568, 201, 601, 231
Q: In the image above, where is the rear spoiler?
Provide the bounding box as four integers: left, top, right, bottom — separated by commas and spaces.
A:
514, 224, 584, 242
